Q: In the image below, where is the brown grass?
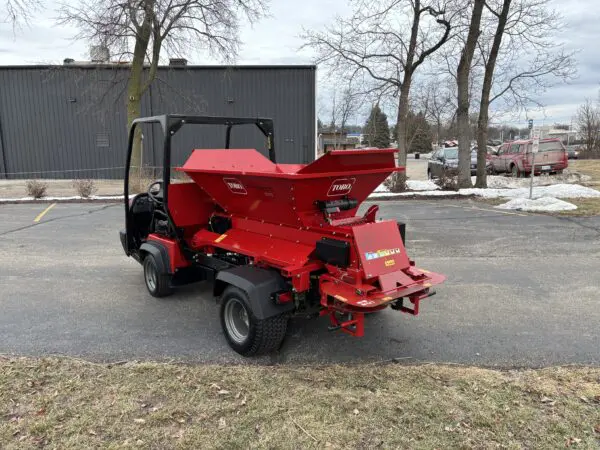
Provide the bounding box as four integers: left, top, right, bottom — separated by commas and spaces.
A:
549, 198, 600, 216
1, 357, 599, 449
570, 160, 600, 188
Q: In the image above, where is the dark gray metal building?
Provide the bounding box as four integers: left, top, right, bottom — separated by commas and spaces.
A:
0, 65, 316, 179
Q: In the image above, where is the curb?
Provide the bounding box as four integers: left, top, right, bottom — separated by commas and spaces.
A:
0, 193, 470, 205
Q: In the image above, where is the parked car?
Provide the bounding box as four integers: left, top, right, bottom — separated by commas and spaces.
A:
488, 138, 568, 177
471, 146, 494, 174
428, 148, 491, 178
428, 147, 457, 179
566, 145, 580, 160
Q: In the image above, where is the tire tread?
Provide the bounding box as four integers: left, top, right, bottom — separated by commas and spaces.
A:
220, 286, 288, 356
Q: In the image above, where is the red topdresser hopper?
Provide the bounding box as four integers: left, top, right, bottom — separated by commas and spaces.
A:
179, 148, 398, 227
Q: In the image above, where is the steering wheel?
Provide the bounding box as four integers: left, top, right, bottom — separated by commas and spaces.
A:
147, 180, 164, 205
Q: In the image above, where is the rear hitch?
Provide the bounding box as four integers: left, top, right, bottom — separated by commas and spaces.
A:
325, 311, 365, 337
391, 290, 436, 316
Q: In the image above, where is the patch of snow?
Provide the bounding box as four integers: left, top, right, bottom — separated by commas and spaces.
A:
374, 179, 440, 193
368, 183, 600, 200
406, 180, 440, 191
369, 190, 459, 198
0, 195, 130, 203
496, 197, 577, 212
476, 173, 592, 189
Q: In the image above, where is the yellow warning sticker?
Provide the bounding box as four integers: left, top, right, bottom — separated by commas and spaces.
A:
214, 234, 227, 243
385, 259, 395, 267
334, 295, 348, 302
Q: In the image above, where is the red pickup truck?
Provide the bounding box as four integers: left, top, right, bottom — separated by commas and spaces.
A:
489, 138, 568, 177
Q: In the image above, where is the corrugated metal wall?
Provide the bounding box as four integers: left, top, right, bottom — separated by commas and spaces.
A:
0, 65, 316, 179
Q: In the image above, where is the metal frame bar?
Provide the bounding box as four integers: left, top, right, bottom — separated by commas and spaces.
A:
124, 114, 275, 253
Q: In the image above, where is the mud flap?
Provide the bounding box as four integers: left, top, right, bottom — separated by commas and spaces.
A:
214, 266, 295, 320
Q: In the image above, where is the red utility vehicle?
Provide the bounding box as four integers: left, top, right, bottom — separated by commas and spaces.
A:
489, 138, 568, 177
120, 115, 445, 356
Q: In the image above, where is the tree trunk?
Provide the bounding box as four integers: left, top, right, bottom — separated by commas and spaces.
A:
391, 82, 411, 192
475, 109, 488, 187
126, 4, 153, 187
456, 73, 472, 188
475, 0, 512, 188
455, 0, 484, 188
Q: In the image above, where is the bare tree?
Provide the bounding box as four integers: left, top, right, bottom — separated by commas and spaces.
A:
303, 0, 452, 191
473, 0, 576, 187
418, 76, 455, 145
2, 0, 40, 27
337, 86, 360, 132
455, 0, 484, 188
576, 98, 600, 153
59, 0, 267, 175
330, 85, 361, 149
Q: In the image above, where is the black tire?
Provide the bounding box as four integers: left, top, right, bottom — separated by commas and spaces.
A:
511, 164, 519, 178
219, 286, 288, 356
427, 169, 432, 180
143, 253, 173, 298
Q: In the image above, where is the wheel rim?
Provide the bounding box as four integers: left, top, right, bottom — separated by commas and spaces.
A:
145, 261, 157, 291
224, 298, 250, 344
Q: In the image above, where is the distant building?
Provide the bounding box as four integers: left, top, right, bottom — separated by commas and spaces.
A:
317, 128, 359, 153
0, 63, 316, 179
536, 126, 579, 143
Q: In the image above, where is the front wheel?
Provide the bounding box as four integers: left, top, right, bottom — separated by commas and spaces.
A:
143, 253, 173, 298
511, 165, 520, 178
220, 286, 288, 356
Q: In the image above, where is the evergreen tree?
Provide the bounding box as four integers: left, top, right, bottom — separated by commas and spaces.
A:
363, 104, 390, 148
394, 110, 433, 153
408, 111, 433, 153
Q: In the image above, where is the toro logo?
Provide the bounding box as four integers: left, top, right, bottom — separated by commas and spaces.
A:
223, 177, 247, 195
327, 178, 355, 197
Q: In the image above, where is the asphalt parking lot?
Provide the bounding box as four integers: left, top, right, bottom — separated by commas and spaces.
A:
0, 200, 599, 367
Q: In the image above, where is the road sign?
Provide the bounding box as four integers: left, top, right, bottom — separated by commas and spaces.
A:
532, 137, 539, 153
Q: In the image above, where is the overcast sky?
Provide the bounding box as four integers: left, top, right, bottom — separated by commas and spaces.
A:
1, 0, 598, 126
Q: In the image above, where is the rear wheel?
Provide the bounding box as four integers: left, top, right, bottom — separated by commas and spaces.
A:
143, 253, 173, 297
220, 286, 288, 356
